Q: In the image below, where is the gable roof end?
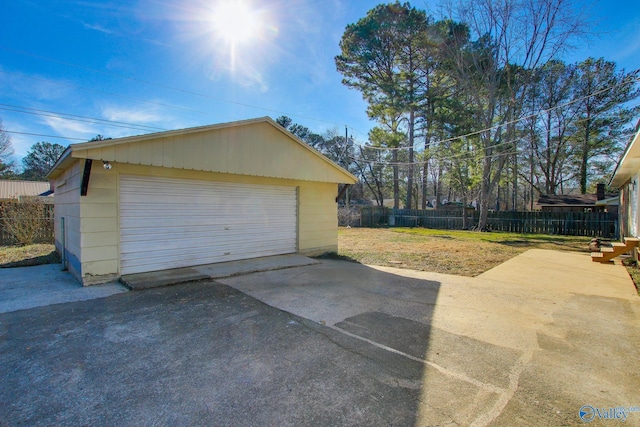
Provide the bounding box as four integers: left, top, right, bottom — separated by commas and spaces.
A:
47, 117, 357, 184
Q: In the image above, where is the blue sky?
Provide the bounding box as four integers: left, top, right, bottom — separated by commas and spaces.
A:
2, 0, 639, 165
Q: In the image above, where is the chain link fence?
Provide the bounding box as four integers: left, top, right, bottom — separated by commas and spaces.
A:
0, 201, 55, 246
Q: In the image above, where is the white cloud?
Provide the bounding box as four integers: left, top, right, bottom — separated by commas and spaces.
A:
0, 70, 75, 102
98, 104, 195, 137
613, 30, 640, 64
42, 116, 96, 138
101, 105, 164, 125
81, 21, 114, 34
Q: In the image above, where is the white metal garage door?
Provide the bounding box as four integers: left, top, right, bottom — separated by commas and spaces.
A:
119, 175, 297, 275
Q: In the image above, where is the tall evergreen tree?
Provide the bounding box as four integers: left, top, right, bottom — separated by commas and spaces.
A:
336, 2, 432, 208
571, 58, 640, 193
21, 142, 66, 181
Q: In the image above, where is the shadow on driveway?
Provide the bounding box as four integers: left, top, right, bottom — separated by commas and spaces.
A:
0, 265, 442, 426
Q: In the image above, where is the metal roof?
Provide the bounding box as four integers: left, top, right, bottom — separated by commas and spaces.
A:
0, 180, 52, 200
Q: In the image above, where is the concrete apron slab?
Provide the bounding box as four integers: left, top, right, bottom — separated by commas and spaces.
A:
120, 254, 318, 290
0, 264, 128, 314
219, 249, 640, 426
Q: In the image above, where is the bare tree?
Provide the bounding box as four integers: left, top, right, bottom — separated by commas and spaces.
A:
353, 145, 388, 206
0, 119, 16, 177
442, 0, 588, 229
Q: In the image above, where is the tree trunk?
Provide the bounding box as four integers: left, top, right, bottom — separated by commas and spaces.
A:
393, 150, 399, 209
512, 151, 517, 211
476, 146, 493, 230
530, 138, 534, 211
422, 161, 428, 209
462, 195, 468, 229
406, 109, 415, 209
478, 192, 491, 231
422, 133, 431, 210
580, 118, 591, 194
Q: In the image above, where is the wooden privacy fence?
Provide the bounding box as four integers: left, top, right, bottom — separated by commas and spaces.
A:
359, 206, 618, 238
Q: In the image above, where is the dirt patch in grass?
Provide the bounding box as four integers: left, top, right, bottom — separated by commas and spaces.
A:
338, 227, 589, 277
0, 244, 60, 268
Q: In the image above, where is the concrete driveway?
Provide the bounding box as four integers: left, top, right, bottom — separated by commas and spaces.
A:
0, 263, 128, 313
0, 249, 639, 426
219, 249, 640, 425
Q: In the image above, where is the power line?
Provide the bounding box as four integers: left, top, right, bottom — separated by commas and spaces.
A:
0, 70, 219, 118
354, 75, 640, 151
4, 130, 87, 141
3, 46, 637, 154
351, 106, 634, 167
0, 103, 168, 133
0, 46, 354, 129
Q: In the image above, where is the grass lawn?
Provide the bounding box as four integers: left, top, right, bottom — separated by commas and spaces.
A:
623, 259, 640, 295
0, 244, 59, 268
338, 227, 590, 277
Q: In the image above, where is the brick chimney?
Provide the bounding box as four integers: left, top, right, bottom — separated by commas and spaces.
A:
596, 183, 605, 201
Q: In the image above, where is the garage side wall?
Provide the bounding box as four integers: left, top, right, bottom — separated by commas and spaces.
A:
79, 162, 119, 285
53, 160, 82, 282
298, 181, 338, 255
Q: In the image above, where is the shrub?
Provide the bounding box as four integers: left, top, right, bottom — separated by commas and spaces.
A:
1, 198, 48, 246
338, 206, 361, 227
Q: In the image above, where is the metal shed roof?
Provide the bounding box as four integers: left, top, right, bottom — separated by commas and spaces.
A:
0, 180, 52, 200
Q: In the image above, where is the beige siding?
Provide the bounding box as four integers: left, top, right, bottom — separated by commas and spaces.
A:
83, 259, 119, 277
632, 171, 640, 237
298, 181, 338, 255
60, 157, 342, 284
78, 162, 119, 283
53, 160, 82, 282
74, 121, 355, 184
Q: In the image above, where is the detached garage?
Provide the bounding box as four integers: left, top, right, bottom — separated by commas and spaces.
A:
47, 117, 357, 285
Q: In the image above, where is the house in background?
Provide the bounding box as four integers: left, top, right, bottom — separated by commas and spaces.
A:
610, 121, 640, 239
47, 117, 357, 285
0, 180, 54, 203
536, 183, 618, 214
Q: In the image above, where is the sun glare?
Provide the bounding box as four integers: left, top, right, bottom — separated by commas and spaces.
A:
211, 0, 259, 44
184, 0, 276, 84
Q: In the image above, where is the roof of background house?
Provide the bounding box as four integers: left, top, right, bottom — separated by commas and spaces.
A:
595, 196, 619, 206
0, 180, 52, 200
537, 193, 617, 207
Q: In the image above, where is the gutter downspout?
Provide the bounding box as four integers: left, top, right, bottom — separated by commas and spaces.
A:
336, 184, 350, 203
61, 217, 67, 271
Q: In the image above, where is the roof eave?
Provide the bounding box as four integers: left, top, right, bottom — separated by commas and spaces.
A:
55, 117, 357, 184
46, 146, 73, 180
611, 121, 640, 188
